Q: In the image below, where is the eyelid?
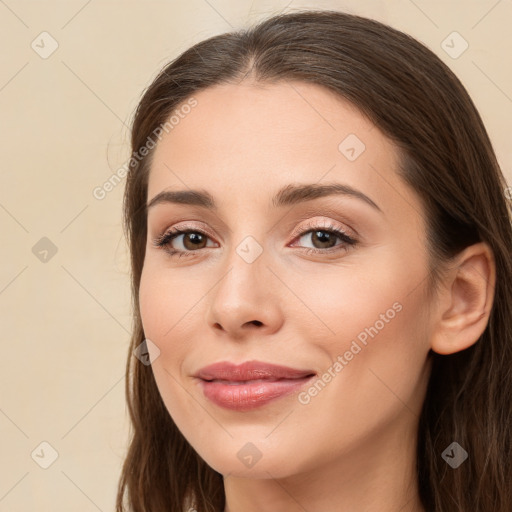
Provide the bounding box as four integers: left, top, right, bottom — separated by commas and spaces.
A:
157, 220, 217, 240
289, 217, 355, 241
155, 217, 353, 244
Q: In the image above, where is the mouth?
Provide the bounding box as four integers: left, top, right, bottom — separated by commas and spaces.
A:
194, 361, 316, 411
203, 376, 315, 384
195, 360, 316, 382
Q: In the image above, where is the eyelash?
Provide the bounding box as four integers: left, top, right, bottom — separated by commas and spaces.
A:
152, 220, 358, 259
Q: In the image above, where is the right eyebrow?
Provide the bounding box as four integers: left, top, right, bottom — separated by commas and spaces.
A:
147, 189, 216, 211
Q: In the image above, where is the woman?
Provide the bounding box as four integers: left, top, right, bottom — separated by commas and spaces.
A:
117, 9, 512, 512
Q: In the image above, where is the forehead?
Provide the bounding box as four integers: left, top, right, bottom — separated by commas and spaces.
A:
146, 81, 422, 225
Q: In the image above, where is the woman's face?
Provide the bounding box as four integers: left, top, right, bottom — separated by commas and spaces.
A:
139, 81, 434, 479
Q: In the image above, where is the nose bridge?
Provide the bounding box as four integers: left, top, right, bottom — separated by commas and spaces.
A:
217, 229, 269, 302
206, 223, 284, 336
234, 233, 266, 267
218, 203, 270, 280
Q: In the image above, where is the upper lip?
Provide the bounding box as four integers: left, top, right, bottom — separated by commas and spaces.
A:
195, 360, 316, 382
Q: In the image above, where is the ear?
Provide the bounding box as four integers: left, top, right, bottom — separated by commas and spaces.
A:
430, 242, 496, 355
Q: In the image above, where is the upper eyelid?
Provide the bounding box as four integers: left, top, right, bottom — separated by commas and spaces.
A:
159, 215, 354, 235
290, 218, 354, 238
160, 220, 351, 240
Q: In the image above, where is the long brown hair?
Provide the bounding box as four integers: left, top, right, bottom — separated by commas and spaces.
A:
117, 10, 512, 512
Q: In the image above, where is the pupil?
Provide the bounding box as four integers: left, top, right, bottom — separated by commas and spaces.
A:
184, 232, 205, 250
313, 230, 335, 248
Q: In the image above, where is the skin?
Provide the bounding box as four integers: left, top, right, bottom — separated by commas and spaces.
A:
138, 81, 496, 512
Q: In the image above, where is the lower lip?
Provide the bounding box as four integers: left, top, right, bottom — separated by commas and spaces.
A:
198, 376, 314, 411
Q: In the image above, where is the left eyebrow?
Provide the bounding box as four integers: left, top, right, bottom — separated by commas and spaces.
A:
146, 182, 382, 213
272, 182, 382, 212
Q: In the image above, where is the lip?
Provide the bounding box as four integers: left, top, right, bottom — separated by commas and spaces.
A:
195, 360, 316, 411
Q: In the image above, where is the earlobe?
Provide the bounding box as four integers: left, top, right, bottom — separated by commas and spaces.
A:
430, 242, 496, 355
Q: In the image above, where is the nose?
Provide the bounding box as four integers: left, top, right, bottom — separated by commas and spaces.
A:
205, 240, 284, 340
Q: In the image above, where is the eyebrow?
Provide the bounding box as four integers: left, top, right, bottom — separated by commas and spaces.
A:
146, 182, 382, 213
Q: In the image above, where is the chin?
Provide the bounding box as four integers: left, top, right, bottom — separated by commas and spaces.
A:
195, 440, 307, 479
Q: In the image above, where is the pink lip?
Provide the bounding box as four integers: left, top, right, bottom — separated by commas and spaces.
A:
195, 360, 316, 411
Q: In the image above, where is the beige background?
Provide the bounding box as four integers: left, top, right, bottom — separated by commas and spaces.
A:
0, 0, 510, 510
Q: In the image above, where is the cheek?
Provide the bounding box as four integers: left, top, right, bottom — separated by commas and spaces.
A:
292, 286, 430, 458
294, 247, 431, 413
138, 261, 201, 342
288, 250, 420, 349
138, 262, 205, 418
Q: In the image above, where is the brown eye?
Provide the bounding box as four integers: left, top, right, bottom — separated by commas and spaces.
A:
181, 232, 208, 250
300, 230, 340, 249
153, 228, 216, 257
292, 222, 357, 255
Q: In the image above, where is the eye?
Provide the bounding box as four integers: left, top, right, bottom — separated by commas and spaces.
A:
152, 226, 217, 258
290, 220, 358, 255
151, 220, 358, 258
